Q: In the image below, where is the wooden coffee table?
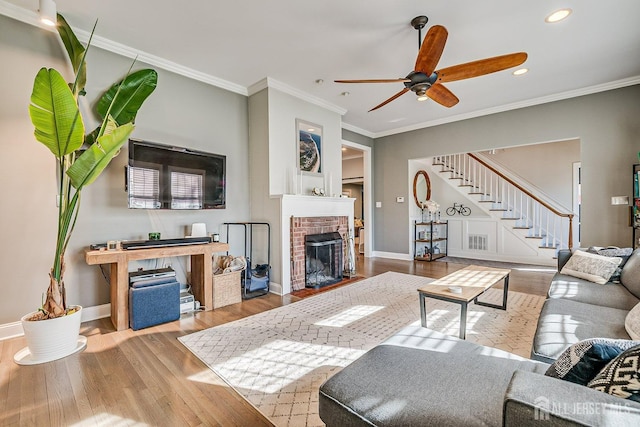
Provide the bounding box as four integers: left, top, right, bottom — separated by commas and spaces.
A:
417, 265, 510, 339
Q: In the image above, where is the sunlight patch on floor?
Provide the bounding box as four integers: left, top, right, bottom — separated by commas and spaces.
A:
212, 339, 366, 394
314, 305, 385, 327
187, 369, 229, 386
69, 413, 149, 426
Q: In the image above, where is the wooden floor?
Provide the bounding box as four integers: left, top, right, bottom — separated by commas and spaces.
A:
0, 256, 555, 426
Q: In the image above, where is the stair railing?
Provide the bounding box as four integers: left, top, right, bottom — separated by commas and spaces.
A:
433, 153, 574, 250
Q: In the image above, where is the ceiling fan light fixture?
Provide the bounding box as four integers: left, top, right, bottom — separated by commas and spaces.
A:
417, 95, 429, 102
545, 8, 572, 23
512, 68, 528, 76
38, 0, 57, 26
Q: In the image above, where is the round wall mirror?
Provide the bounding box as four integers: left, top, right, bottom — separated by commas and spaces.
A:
413, 170, 431, 208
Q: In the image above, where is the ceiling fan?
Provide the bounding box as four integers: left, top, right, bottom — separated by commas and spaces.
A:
335, 16, 527, 112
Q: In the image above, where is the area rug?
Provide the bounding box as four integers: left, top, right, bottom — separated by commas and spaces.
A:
437, 256, 554, 270
179, 271, 545, 427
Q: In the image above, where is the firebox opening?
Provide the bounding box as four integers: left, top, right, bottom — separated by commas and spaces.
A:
305, 232, 343, 289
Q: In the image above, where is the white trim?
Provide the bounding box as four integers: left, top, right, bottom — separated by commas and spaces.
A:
342, 122, 375, 139
0, 303, 111, 342
0, 0, 246, 96
373, 76, 640, 138
371, 251, 413, 261
248, 77, 347, 115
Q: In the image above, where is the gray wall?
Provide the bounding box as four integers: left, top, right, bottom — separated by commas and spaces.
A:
0, 16, 249, 324
374, 85, 640, 253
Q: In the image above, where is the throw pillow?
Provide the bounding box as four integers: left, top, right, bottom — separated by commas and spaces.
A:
545, 338, 640, 385
587, 344, 640, 402
560, 250, 622, 284
621, 249, 640, 299
587, 246, 633, 283
626, 302, 640, 340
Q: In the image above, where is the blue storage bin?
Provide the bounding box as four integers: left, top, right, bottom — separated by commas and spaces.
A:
129, 281, 180, 330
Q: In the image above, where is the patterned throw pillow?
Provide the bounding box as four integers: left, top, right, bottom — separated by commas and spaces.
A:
587, 344, 640, 402
545, 338, 640, 385
560, 250, 623, 284
587, 247, 633, 283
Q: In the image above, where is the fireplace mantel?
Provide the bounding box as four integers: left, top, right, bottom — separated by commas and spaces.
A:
274, 194, 354, 294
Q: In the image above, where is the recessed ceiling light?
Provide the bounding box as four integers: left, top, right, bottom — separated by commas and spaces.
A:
512, 68, 528, 76
545, 8, 572, 23
307, 128, 315, 132
417, 95, 429, 102
340, 91, 350, 96
315, 79, 324, 85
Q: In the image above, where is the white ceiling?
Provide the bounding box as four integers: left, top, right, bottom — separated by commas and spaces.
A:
4, 0, 640, 137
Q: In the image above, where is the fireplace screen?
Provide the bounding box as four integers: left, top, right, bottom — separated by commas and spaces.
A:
305, 232, 343, 288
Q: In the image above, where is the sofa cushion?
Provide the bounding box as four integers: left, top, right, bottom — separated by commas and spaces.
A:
621, 249, 640, 298
532, 298, 631, 363
545, 338, 640, 385
588, 344, 640, 402
548, 273, 639, 311
626, 302, 640, 340
319, 326, 547, 427
560, 250, 622, 284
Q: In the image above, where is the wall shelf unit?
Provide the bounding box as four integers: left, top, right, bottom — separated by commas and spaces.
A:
414, 220, 448, 262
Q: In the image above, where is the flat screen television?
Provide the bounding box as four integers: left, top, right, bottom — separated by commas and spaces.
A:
126, 139, 226, 209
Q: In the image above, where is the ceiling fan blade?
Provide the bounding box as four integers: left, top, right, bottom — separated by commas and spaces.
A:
369, 88, 410, 112
414, 25, 448, 75
334, 78, 410, 84
436, 52, 528, 82
426, 83, 459, 108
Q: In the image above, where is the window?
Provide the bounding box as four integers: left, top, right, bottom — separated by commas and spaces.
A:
128, 165, 160, 209
170, 167, 204, 209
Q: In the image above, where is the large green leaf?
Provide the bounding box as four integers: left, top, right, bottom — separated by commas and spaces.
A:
29, 68, 85, 158
96, 69, 158, 125
56, 13, 87, 94
67, 122, 134, 190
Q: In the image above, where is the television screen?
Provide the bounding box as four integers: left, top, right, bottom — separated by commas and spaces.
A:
126, 139, 226, 209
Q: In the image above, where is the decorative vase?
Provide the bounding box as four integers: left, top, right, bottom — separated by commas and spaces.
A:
14, 306, 87, 365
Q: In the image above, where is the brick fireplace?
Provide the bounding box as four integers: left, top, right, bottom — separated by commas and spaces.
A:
290, 216, 348, 290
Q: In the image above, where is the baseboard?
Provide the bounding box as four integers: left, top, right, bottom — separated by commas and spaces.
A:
371, 251, 413, 261
0, 303, 112, 342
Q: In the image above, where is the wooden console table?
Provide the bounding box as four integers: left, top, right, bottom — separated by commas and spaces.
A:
85, 242, 228, 331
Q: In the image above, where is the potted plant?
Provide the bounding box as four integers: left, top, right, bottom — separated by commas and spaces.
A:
15, 14, 157, 365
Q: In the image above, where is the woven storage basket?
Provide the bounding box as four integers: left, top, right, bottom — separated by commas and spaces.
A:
212, 270, 242, 308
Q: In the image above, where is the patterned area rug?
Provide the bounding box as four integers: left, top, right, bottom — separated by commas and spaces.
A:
179, 272, 545, 427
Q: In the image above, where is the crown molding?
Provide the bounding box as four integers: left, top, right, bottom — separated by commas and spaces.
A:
249, 77, 347, 116
341, 122, 375, 139
0, 0, 247, 96
373, 76, 640, 138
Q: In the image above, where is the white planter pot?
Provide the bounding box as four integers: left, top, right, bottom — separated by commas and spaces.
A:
14, 306, 87, 365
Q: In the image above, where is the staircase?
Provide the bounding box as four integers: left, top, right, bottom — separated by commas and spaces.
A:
431, 153, 575, 261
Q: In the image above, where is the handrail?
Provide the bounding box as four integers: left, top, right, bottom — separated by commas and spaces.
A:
467, 153, 574, 248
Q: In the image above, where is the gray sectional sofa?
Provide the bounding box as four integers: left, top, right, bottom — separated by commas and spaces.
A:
532, 248, 640, 363
319, 249, 640, 426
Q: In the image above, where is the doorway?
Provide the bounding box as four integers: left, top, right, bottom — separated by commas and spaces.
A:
342, 140, 372, 257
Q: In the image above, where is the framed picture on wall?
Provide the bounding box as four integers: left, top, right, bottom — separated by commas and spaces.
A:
296, 119, 322, 174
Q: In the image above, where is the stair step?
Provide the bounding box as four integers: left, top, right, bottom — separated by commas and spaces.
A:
432, 162, 445, 166
459, 184, 474, 187
478, 200, 496, 203
539, 245, 558, 249
500, 217, 521, 220
439, 169, 453, 173
513, 226, 533, 230
526, 235, 546, 239
489, 208, 508, 211
468, 192, 484, 195
449, 177, 464, 180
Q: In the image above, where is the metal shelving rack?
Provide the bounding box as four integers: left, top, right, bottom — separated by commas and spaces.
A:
223, 222, 271, 299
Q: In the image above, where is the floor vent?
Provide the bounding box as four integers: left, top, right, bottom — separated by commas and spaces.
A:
468, 234, 488, 251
